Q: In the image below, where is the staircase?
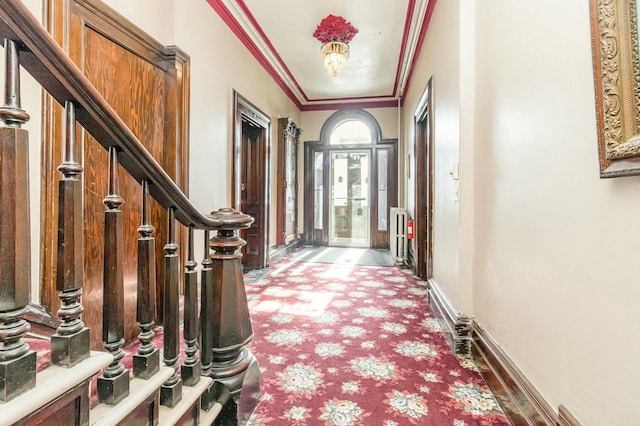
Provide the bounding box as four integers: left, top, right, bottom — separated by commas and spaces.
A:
0, 1, 259, 424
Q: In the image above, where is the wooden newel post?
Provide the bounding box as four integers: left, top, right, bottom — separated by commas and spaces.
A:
0, 38, 36, 402
204, 207, 260, 424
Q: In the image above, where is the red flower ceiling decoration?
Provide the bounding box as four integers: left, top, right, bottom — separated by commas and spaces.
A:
313, 14, 358, 44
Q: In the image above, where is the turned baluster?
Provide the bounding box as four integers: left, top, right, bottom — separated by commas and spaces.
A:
205, 208, 260, 423
97, 147, 129, 405
133, 180, 159, 379
181, 226, 201, 386
160, 207, 182, 407
199, 230, 216, 411
51, 100, 90, 367
0, 38, 35, 402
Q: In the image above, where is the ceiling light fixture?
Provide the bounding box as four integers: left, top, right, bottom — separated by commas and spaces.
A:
313, 14, 358, 77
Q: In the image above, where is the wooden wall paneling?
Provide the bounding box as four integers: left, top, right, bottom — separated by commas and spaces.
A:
83, 22, 166, 353
14, 379, 91, 425
40, 0, 190, 348
37, 0, 69, 328
162, 45, 190, 295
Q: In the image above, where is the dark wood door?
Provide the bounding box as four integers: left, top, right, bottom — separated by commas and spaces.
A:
414, 78, 433, 279
232, 92, 270, 270
240, 122, 265, 269
40, 0, 189, 348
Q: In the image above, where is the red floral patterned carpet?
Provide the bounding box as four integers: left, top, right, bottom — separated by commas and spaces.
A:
245, 252, 511, 426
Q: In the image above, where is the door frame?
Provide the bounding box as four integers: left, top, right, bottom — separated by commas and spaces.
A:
303, 109, 397, 249
414, 77, 434, 279
303, 139, 398, 249
232, 91, 270, 268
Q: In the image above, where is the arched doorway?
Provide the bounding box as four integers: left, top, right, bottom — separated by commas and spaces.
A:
304, 110, 397, 248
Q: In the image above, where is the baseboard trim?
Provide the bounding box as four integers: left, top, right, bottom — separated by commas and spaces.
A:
471, 324, 557, 425
426, 282, 582, 426
268, 236, 304, 265
426, 278, 472, 355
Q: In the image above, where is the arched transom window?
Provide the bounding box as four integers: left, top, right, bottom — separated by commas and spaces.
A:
330, 120, 372, 145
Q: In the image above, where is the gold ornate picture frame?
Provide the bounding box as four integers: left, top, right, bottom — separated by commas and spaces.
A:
591, 0, 640, 177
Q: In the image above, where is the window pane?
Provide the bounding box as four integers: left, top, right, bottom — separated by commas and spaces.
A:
330, 120, 371, 145
314, 152, 323, 229
378, 150, 388, 230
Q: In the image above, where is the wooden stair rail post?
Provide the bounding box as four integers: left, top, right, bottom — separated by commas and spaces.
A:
97, 146, 129, 405
199, 230, 217, 411
51, 100, 90, 367
206, 208, 260, 423
160, 207, 182, 407
133, 180, 159, 378
181, 226, 201, 385
0, 38, 36, 402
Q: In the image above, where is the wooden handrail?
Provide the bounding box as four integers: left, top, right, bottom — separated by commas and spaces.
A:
0, 0, 250, 230
0, 1, 261, 421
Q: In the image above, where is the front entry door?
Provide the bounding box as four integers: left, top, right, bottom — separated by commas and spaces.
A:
329, 151, 370, 247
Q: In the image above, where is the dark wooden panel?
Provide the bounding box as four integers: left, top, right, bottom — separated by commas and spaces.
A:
174, 400, 200, 426
40, 0, 190, 349
82, 26, 166, 349
114, 390, 159, 426
236, 108, 269, 269
246, 233, 259, 256
15, 379, 89, 425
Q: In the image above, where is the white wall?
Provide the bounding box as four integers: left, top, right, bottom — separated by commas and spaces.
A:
402, 0, 470, 312
301, 107, 399, 142
172, 0, 300, 250
107, 0, 300, 250
102, 0, 174, 44
401, 0, 640, 423
473, 0, 640, 423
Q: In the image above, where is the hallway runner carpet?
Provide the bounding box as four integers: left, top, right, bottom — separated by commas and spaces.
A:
245, 251, 510, 426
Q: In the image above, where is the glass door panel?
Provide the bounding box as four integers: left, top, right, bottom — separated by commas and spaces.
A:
329, 150, 370, 247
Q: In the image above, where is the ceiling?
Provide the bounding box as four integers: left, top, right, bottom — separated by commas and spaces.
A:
206, 0, 435, 111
